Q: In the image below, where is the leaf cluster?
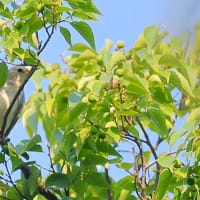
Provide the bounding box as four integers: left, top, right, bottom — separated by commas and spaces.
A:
0, 1, 200, 200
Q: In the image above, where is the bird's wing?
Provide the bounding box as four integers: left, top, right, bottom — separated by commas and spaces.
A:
4, 91, 25, 137
0, 87, 10, 130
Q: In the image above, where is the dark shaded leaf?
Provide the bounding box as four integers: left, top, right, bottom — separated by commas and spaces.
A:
45, 173, 71, 188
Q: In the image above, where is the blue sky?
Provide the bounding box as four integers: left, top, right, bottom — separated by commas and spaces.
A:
9, 1, 200, 180
39, 0, 200, 64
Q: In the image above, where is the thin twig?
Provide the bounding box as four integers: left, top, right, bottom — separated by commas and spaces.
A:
0, 175, 12, 183
37, 25, 55, 56
38, 183, 58, 200
132, 148, 142, 200
105, 168, 113, 200
135, 117, 160, 192
4, 159, 27, 199
47, 145, 56, 173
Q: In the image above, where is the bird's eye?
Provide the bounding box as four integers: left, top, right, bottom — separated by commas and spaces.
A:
17, 68, 24, 73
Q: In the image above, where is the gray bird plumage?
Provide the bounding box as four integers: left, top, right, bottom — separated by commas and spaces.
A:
0, 65, 32, 143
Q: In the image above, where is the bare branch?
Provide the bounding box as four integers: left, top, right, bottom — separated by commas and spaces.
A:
105, 168, 113, 200
135, 117, 160, 192
47, 145, 56, 173
38, 183, 58, 200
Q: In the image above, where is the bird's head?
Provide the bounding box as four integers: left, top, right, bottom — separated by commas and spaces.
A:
7, 66, 33, 87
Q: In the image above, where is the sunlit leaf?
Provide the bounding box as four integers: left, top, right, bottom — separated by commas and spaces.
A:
154, 169, 172, 200
60, 26, 72, 46
184, 107, 200, 130
110, 51, 126, 67
144, 26, 159, 48
169, 70, 194, 97
118, 189, 129, 200
159, 54, 183, 67
70, 21, 96, 49
22, 107, 38, 137
158, 154, 176, 168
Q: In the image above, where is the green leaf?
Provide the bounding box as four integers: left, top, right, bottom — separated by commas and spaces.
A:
113, 176, 135, 199
60, 26, 72, 46
69, 103, 86, 122
146, 107, 168, 137
15, 135, 42, 155
16, 6, 35, 18
2, 0, 12, 6
0, 153, 5, 163
169, 70, 194, 97
110, 51, 126, 67
85, 172, 109, 188
157, 154, 176, 168
0, 8, 12, 18
184, 107, 200, 130
124, 74, 149, 97
23, 107, 38, 137
117, 162, 133, 170
13, 48, 25, 61
174, 166, 188, 178
136, 48, 148, 61
45, 173, 71, 188
169, 130, 186, 147
55, 6, 71, 13
70, 21, 96, 49
10, 155, 23, 172
0, 62, 8, 88
159, 54, 183, 67
144, 26, 159, 48
27, 15, 43, 35
82, 154, 108, 166
154, 169, 172, 200
76, 128, 90, 156
26, 166, 41, 196
69, 43, 91, 52
96, 140, 121, 157
118, 189, 129, 200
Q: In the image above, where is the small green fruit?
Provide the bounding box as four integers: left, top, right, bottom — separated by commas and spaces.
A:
90, 126, 98, 135
115, 68, 125, 77
88, 94, 97, 102
97, 54, 103, 64
187, 177, 195, 185
117, 40, 125, 49
36, 4, 44, 13
174, 160, 181, 168
14, 21, 23, 30
98, 132, 106, 139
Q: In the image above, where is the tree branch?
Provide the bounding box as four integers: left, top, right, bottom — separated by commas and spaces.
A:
135, 117, 160, 192
38, 183, 58, 200
105, 168, 113, 200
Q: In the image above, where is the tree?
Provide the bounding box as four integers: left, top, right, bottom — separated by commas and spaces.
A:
0, 1, 200, 199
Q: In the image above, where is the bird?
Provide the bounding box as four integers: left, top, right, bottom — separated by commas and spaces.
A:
0, 65, 32, 144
